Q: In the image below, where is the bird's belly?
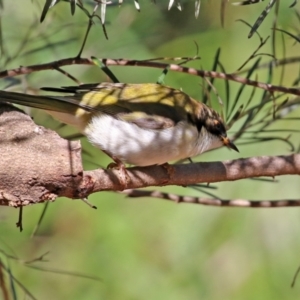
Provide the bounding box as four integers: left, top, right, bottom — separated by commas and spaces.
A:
85, 114, 200, 166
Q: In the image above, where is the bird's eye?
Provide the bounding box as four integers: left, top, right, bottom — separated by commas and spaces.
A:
213, 120, 227, 135
214, 120, 222, 130
207, 119, 226, 136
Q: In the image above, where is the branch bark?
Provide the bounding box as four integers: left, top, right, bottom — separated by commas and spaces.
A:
0, 104, 83, 207
81, 153, 300, 192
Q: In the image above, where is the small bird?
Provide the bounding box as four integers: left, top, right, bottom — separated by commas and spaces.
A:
0, 82, 238, 166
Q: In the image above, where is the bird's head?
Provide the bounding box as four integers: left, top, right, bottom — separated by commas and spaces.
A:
194, 105, 239, 153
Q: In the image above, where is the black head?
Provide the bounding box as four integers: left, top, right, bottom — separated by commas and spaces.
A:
197, 106, 239, 152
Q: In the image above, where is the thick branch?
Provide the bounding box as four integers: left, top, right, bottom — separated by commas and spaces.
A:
81, 153, 300, 195
0, 104, 83, 207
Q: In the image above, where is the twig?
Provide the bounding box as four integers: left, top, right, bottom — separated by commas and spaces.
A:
123, 189, 300, 208
16, 206, 23, 232
1, 57, 300, 96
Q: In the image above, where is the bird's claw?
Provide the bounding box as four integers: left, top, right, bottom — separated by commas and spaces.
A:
107, 160, 130, 189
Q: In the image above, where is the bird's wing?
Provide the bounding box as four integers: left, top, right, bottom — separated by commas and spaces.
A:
44, 83, 191, 130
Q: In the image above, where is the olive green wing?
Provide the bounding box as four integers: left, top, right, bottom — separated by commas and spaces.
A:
43, 82, 199, 130
54, 83, 192, 130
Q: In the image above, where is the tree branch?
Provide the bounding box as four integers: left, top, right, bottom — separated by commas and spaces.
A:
0, 104, 83, 207
1, 57, 300, 96
123, 189, 300, 208
80, 153, 300, 194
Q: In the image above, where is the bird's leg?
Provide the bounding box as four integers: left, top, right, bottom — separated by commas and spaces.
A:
160, 162, 175, 182
108, 159, 130, 189
104, 152, 130, 189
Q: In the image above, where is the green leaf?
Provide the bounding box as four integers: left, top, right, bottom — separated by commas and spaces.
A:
91, 57, 119, 83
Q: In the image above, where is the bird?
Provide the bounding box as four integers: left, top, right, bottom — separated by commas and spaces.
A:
0, 82, 238, 167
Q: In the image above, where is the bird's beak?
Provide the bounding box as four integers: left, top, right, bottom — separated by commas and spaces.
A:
222, 137, 239, 152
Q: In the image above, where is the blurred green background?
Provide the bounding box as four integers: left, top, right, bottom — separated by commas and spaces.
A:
1, 0, 300, 299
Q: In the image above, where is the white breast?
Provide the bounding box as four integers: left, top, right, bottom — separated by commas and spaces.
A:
84, 114, 223, 166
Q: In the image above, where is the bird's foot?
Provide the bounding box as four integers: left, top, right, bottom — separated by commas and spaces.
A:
161, 162, 175, 182
103, 150, 130, 189
107, 159, 130, 190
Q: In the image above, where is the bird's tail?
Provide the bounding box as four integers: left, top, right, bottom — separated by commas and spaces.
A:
0, 90, 79, 113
